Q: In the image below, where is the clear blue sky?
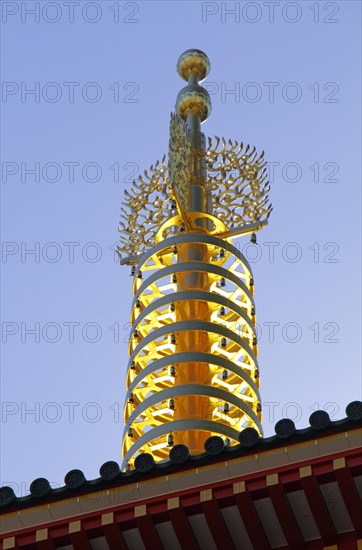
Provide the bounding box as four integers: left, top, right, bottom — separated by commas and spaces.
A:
1, 1, 361, 495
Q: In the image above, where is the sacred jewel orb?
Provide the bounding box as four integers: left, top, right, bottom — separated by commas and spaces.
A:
177, 49, 211, 82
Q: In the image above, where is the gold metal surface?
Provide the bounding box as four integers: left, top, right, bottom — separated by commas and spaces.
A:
122, 219, 261, 464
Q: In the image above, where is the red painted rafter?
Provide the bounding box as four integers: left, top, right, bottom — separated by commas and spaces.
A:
201, 499, 236, 550
136, 514, 164, 550
69, 530, 93, 550
334, 467, 362, 537
168, 506, 199, 550
267, 483, 305, 548
234, 491, 270, 549
299, 474, 337, 545
102, 523, 128, 550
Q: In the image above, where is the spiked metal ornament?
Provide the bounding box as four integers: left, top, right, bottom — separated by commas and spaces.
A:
120, 50, 272, 469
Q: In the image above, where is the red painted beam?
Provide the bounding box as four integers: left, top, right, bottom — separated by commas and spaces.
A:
5, 534, 31, 547
36, 540, 56, 550
234, 491, 270, 550
136, 515, 163, 550
103, 523, 128, 550
347, 454, 362, 470
267, 483, 305, 549
168, 506, 199, 550
0, 540, 20, 550
299, 475, 337, 545
334, 467, 362, 536
201, 499, 236, 550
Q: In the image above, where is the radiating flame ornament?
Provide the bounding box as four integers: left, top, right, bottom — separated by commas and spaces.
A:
119, 50, 272, 470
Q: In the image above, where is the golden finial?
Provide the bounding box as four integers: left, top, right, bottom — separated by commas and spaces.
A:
120, 52, 271, 469
175, 49, 212, 122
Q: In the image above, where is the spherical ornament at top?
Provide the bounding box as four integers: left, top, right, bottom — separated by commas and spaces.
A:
177, 49, 211, 82
176, 85, 211, 122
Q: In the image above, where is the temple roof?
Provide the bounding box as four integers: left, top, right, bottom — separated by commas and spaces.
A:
1, 401, 361, 512
1, 401, 361, 549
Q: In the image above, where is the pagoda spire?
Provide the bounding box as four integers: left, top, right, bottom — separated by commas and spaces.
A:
119, 50, 271, 469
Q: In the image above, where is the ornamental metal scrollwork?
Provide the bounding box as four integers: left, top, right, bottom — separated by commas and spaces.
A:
168, 113, 192, 213
118, 121, 272, 260
206, 136, 272, 227
118, 155, 171, 259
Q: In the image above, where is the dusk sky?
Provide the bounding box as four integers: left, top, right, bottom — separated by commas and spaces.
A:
1, 0, 361, 495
